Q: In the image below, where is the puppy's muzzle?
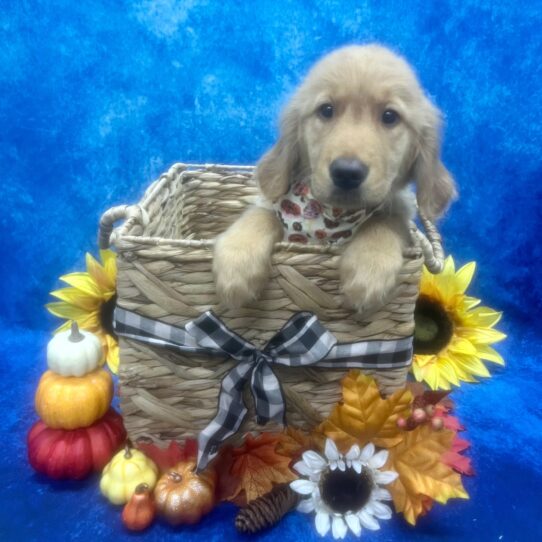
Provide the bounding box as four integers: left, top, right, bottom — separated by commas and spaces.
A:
330, 157, 369, 190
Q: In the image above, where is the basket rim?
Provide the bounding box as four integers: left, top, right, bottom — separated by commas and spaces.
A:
113, 233, 424, 262
112, 162, 423, 257
105, 162, 443, 270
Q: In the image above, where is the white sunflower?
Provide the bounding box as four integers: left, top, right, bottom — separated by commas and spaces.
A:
290, 439, 398, 539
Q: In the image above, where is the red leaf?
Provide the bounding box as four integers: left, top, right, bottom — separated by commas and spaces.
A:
451, 436, 471, 454
441, 432, 474, 476
434, 406, 465, 432
442, 450, 475, 476
136, 439, 197, 472
213, 445, 239, 504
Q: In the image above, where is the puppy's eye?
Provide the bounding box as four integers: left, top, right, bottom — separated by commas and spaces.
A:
317, 103, 334, 119
382, 109, 400, 126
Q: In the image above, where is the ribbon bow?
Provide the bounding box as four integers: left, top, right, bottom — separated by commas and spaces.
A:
185, 311, 337, 470
114, 307, 413, 471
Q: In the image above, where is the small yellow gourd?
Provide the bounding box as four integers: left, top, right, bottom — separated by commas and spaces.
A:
35, 368, 113, 429
100, 444, 158, 505
47, 322, 104, 377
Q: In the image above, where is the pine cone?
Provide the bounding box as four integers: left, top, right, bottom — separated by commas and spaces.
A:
235, 483, 301, 534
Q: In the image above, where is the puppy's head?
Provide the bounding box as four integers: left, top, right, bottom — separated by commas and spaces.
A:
257, 44, 456, 219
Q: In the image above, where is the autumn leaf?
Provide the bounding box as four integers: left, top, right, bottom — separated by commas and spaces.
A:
213, 444, 239, 503
317, 371, 412, 450
275, 427, 324, 462
442, 435, 474, 476
137, 439, 197, 473
385, 425, 469, 525
225, 433, 297, 504
434, 404, 465, 432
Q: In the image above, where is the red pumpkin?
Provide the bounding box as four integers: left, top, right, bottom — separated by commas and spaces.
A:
27, 408, 126, 480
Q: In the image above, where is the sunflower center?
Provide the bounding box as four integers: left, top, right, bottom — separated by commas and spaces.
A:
413, 295, 454, 355
320, 467, 373, 514
99, 294, 118, 340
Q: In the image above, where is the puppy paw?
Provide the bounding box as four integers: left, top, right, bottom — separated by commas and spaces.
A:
340, 254, 402, 315
213, 239, 270, 309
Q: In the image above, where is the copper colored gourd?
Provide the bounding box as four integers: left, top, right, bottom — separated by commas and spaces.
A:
154, 460, 216, 525
122, 483, 156, 531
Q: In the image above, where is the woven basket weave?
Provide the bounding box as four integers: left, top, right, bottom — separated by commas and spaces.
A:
100, 163, 444, 446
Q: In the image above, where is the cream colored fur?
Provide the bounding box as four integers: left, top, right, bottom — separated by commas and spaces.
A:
214, 44, 456, 311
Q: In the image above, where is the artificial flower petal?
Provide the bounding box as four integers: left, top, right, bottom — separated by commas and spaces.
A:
45, 301, 91, 321
360, 442, 375, 463
461, 306, 502, 328
374, 470, 399, 485
290, 479, 316, 495
325, 439, 341, 462
352, 460, 362, 474
459, 327, 507, 345
371, 501, 392, 519
302, 450, 327, 472
358, 509, 380, 531
373, 487, 392, 501
454, 355, 491, 378
59, 272, 102, 297
345, 444, 361, 463
461, 295, 482, 311
49, 288, 99, 311
297, 498, 316, 513
448, 337, 478, 356
85, 252, 113, 291
345, 513, 362, 536
332, 516, 348, 539
315, 511, 331, 537
454, 261, 476, 294
368, 449, 389, 469
293, 460, 314, 477
476, 344, 505, 365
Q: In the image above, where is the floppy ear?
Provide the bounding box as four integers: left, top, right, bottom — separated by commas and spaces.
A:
256, 101, 302, 202
411, 100, 457, 219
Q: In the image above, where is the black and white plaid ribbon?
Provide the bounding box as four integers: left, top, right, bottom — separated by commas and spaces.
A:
114, 307, 413, 471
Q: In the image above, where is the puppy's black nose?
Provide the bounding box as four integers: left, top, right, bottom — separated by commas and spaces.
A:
330, 158, 369, 190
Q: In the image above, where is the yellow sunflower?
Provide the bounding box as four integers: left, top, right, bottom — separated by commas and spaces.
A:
46, 249, 119, 373
412, 256, 505, 390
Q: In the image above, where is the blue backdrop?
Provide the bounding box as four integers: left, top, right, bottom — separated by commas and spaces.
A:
2, 1, 541, 541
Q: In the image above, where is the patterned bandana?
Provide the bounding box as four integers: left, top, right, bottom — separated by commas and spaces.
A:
274, 181, 373, 245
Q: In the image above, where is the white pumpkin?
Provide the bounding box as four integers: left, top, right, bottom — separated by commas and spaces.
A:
47, 322, 104, 377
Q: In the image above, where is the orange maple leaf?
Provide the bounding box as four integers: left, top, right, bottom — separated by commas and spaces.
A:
385, 424, 469, 525
225, 433, 297, 504
317, 370, 412, 450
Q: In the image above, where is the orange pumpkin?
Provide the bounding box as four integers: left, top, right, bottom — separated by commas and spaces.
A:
122, 483, 156, 531
154, 460, 216, 525
35, 369, 113, 429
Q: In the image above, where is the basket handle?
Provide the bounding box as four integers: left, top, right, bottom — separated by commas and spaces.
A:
98, 204, 149, 249
411, 211, 445, 274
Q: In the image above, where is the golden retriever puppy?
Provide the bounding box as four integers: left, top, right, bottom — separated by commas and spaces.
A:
214, 44, 456, 312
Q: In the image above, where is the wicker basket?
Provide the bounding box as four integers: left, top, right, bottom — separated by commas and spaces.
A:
100, 163, 444, 447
